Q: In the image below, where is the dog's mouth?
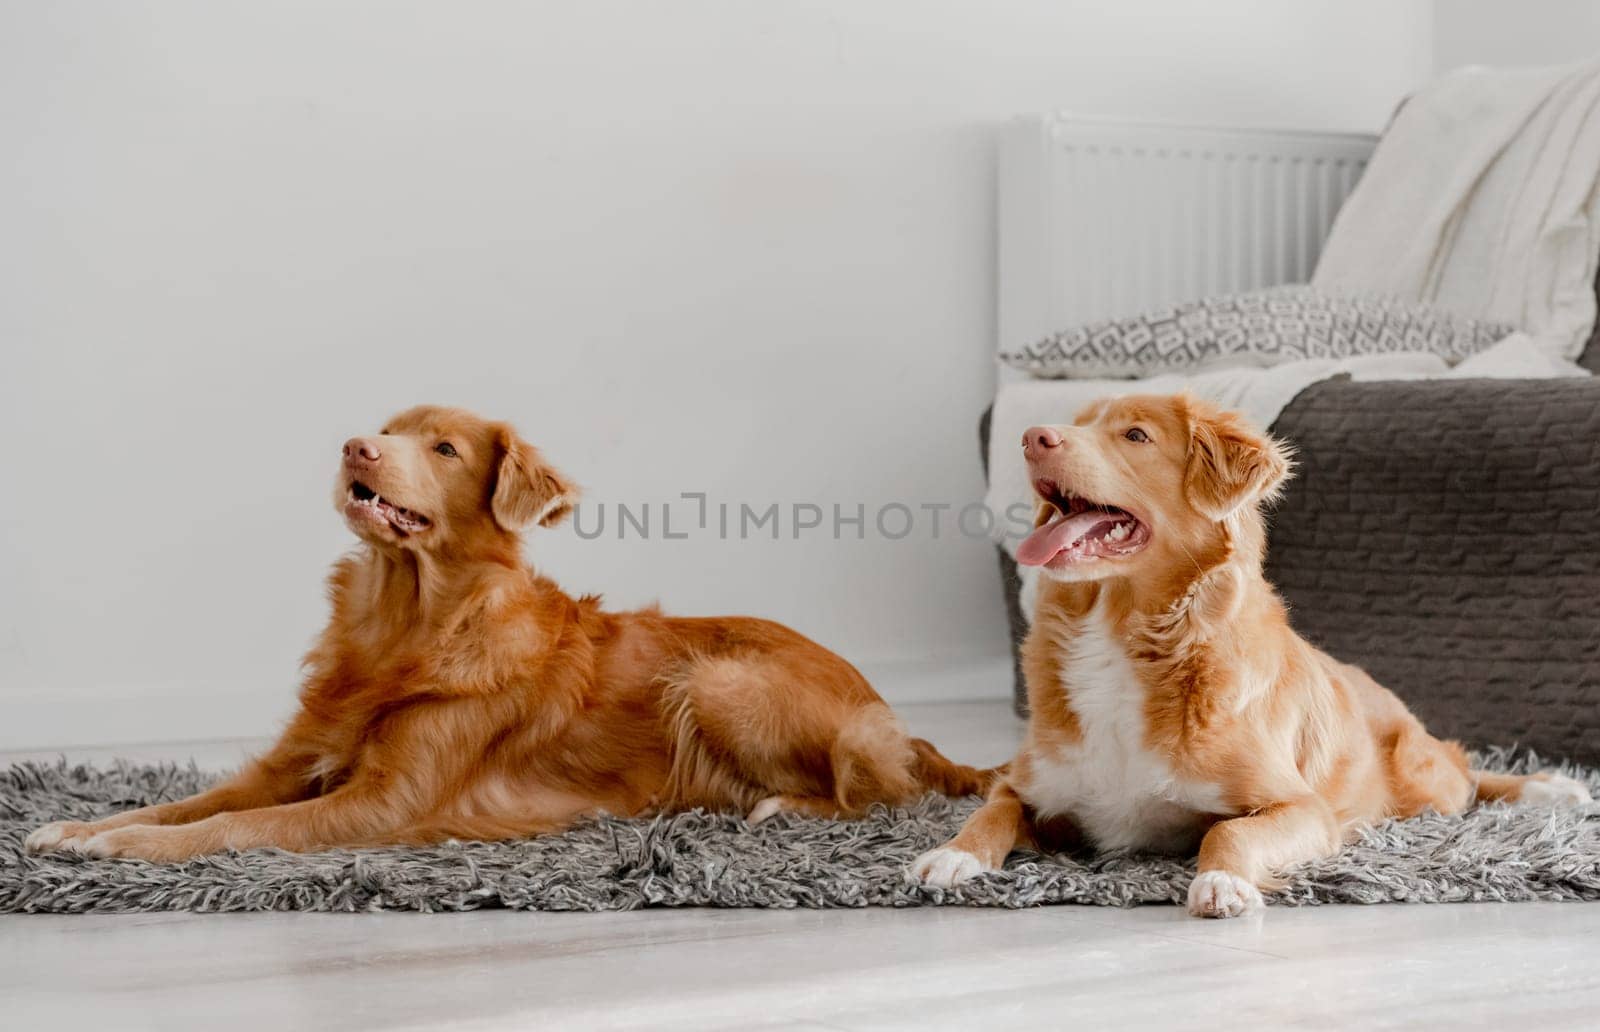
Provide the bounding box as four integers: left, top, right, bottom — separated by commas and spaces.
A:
345, 481, 431, 535
1017, 478, 1151, 568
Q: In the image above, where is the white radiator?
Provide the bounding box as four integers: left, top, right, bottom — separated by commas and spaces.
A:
997, 115, 1378, 357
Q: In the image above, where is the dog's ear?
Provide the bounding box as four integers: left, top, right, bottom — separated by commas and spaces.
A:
1182, 400, 1292, 521
491, 427, 578, 531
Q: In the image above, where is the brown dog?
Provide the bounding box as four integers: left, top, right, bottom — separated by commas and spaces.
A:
27, 405, 991, 861
908, 393, 1590, 917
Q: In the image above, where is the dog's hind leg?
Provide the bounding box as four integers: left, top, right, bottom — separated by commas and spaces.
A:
1384, 724, 1592, 813
662, 651, 951, 821
745, 793, 847, 823
745, 704, 922, 822
744, 705, 1005, 823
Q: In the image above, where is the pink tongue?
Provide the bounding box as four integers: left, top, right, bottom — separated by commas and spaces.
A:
1017, 511, 1116, 566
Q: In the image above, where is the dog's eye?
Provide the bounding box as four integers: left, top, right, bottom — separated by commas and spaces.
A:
1124, 427, 1151, 443
434, 442, 459, 458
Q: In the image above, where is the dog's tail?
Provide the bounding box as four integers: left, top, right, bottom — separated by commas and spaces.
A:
910, 737, 1007, 798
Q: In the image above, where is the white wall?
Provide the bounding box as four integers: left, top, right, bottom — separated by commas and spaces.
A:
1434, 0, 1600, 72
0, 1, 1432, 748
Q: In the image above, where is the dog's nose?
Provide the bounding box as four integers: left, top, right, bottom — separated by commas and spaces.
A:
343, 437, 381, 464
1022, 425, 1064, 460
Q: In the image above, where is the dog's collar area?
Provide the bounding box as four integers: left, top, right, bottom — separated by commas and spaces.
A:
347, 481, 431, 534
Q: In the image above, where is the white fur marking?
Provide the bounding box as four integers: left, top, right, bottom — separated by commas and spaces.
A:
1022, 605, 1230, 853
1520, 774, 1593, 808
307, 752, 344, 787
24, 822, 71, 853
531, 493, 571, 526
1187, 870, 1263, 918
80, 832, 118, 859
907, 846, 988, 889
746, 797, 785, 825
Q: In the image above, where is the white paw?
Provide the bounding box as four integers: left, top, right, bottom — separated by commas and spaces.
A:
907, 846, 990, 889
746, 797, 784, 825
25, 821, 86, 854
1521, 774, 1593, 808
1187, 870, 1263, 919
80, 831, 120, 859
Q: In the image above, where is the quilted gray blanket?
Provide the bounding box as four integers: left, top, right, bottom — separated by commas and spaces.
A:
1266, 375, 1600, 764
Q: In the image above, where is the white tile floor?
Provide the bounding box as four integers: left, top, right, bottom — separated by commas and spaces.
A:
6, 702, 1599, 1031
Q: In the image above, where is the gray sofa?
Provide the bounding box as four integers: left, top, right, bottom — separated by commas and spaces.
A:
981, 272, 1600, 765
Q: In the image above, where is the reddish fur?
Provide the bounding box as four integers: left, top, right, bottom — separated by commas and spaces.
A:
924, 393, 1564, 902
31, 406, 992, 861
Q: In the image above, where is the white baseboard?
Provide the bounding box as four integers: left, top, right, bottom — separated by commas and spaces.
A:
3, 689, 295, 753
2, 655, 1016, 752
856, 655, 1015, 707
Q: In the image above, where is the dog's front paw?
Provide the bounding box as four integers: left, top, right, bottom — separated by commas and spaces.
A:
80, 825, 199, 863
25, 820, 98, 854
1521, 774, 1593, 808
1187, 870, 1263, 919
907, 846, 990, 889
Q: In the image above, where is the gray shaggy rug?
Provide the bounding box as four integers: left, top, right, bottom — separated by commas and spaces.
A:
3, 751, 1598, 914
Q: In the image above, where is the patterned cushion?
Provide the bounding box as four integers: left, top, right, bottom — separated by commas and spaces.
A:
1001, 286, 1515, 380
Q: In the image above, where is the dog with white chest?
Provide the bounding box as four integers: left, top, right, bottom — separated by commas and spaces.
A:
910, 393, 1591, 917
